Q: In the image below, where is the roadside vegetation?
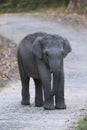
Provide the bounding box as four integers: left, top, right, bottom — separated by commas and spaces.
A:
0, 35, 18, 87
0, 0, 68, 13
0, 81, 5, 88
0, 0, 87, 14
75, 116, 87, 130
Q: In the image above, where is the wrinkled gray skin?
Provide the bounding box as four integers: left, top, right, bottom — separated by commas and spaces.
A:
17, 32, 71, 110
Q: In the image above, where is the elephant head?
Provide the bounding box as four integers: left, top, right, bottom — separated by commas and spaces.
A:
32, 34, 71, 74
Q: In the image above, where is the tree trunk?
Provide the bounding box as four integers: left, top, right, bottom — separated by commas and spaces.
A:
67, 0, 87, 11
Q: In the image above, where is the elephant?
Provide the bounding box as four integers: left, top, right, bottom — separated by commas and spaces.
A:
17, 32, 71, 110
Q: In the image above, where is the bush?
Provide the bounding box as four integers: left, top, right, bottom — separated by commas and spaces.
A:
83, 6, 87, 13
76, 116, 87, 130
0, 0, 69, 12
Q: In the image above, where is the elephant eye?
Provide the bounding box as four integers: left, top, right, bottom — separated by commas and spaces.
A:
44, 50, 48, 57
45, 52, 48, 57
61, 51, 63, 55
44, 51, 49, 63
61, 50, 64, 56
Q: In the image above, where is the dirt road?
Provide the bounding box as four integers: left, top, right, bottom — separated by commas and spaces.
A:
0, 14, 87, 130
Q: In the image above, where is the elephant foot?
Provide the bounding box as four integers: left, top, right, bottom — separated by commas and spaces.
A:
44, 103, 55, 110
35, 101, 43, 107
35, 97, 43, 107
55, 102, 66, 109
44, 99, 55, 110
21, 100, 30, 105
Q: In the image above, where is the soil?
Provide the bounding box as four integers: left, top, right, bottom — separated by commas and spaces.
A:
0, 13, 87, 130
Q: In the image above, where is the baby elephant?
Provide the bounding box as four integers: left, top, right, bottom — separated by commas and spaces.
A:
17, 32, 71, 110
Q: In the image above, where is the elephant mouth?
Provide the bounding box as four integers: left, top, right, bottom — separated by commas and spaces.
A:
50, 69, 52, 73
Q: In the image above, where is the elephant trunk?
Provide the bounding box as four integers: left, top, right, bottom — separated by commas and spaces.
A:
49, 61, 61, 96
52, 73, 59, 96
50, 60, 61, 74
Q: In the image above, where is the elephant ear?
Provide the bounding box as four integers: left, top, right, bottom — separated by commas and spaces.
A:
32, 37, 43, 59
63, 38, 71, 58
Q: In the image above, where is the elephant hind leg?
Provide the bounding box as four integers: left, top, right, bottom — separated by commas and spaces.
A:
33, 79, 43, 107
17, 55, 30, 105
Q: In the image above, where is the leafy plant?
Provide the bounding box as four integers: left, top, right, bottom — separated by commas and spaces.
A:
76, 116, 87, 130
83, 6, 87, 13
0, 81, 5, 88
0, 0, 69, 13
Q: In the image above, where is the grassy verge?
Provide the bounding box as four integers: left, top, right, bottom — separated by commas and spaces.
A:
0, 4, 66, 14
75, 116, 87, 130
0, 80, 6, 88
0, 1, 87, 14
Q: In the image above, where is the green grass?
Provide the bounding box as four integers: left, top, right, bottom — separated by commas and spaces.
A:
0, 2, 67, 13
82, 6, 87, 14
0, 1, 86, 14
75, 116, 87, 130
0, 81, 6, 88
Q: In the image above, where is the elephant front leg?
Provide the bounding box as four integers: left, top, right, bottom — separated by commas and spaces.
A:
37, 60, 55, 110
53, 71, 66, 109
43, 79, 55, 110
